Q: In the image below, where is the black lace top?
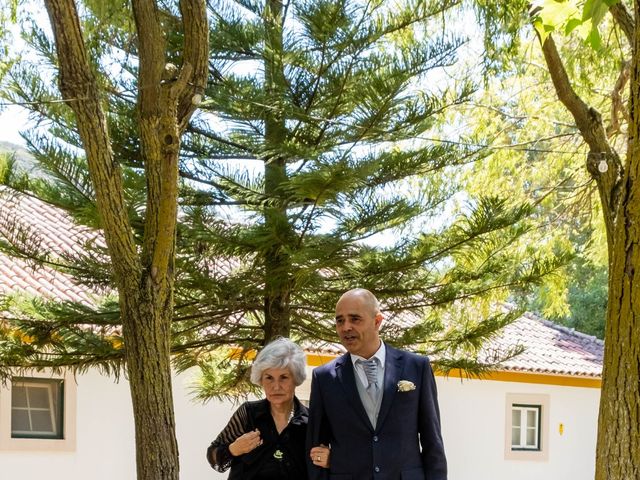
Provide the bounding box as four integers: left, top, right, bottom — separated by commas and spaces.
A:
207, 397, 309, 480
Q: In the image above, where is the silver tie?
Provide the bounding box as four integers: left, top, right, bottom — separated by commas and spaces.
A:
357, 358, 379, 394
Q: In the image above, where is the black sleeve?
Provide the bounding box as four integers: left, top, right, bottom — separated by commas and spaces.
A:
206, 402, 250, 472
418, 356, 447, 480
306, 369, 330, 480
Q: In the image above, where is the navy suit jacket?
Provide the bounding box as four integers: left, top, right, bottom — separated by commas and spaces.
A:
306, 345, 447, 480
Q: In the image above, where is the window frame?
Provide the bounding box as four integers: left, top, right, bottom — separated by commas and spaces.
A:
511, 404, 541, 451
11, 377, 65, 439
504, 393, 549, 461
0, 370, 76, 452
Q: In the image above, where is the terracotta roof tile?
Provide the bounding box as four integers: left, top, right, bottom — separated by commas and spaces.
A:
483, 310, 603, 378
307, 309, 603, 378
0, 187, 99, 305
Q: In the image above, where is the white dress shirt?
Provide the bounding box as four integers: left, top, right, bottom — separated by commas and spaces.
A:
350, 341, 385, 388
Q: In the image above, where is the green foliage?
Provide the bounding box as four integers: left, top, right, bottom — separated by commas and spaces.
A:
530, 0, 620, 49
527, 221, 608, 338
471, 0, 531, 73
530, 257, 607, 338
459, 0, 623, 339
0, 293, 124, 380
0, 0, 20, 86
189, 350, 259, 402
452, 69, 610, 333
0, 0, 569, 396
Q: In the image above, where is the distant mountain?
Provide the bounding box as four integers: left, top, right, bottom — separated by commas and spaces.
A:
0, 140, 36, 172
0, 141, 45, 178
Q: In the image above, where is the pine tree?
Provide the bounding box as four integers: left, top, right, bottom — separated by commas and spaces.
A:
174, 0, 570, 394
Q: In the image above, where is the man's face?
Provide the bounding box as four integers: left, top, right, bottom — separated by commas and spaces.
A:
335, 293, 382, 358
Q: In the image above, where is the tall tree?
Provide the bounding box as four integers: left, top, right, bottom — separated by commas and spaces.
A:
6, 1, 209, 479
162, 0, 570, 391
470, 0, 639, 477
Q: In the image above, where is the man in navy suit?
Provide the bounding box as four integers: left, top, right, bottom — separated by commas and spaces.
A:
307, 288, 447, 480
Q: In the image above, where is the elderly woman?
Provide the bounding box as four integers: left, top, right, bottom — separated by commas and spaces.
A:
207, 337, 329, 479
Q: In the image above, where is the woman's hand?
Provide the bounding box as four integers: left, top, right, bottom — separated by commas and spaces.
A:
229, 429, 263, 456
310, 444, 330, 469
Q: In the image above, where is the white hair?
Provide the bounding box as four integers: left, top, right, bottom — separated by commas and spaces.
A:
250, 337, 307, 386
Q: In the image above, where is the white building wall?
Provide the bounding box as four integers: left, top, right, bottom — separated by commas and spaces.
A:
437, 376, 600, 480
1, 370, 133, 480
0, 369, 237, 480
0, 368, 599, 480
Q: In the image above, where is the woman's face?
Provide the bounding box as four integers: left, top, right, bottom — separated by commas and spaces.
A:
260, 367, 296, 408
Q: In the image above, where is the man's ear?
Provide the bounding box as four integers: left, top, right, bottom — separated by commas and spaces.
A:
374, 312, 383, 330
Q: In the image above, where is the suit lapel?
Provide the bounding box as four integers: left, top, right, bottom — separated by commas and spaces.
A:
335, 353, 375, 431
376, 345, 404, 432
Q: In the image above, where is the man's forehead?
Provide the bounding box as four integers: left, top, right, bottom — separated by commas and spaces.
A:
335, 311, 363, 318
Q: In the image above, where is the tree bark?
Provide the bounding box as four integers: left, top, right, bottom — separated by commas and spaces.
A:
263, 0, 292, 340
44, 0, 139, 282
43, 1, 208, 479
611, 2, 634, 44
594, 3, 640, 478
540, 34, 622, 261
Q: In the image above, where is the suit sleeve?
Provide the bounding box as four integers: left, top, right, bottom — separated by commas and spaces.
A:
418, 357, 447, 480
306, 367, 330, 480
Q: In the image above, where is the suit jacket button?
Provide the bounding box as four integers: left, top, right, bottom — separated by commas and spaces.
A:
373, 436, 378, 442
375, 466, 380, 473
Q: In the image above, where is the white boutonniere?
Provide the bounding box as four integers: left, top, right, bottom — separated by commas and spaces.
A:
397, 380, 416, 392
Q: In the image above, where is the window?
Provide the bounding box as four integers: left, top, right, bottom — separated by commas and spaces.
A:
11, 378, 64, 439
511, 404, 541, 450
0, 371, 76, 451
504, 393, 549, 461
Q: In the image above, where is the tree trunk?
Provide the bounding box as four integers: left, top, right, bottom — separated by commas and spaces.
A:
594, 4, 640, 478
44, 1, 208, 479
263, 0, 291, 340
121, 287, 178, 480
595, 197, 640, 479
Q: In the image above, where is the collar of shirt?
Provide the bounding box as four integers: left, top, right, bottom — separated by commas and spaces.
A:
350, 340, 386, 371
